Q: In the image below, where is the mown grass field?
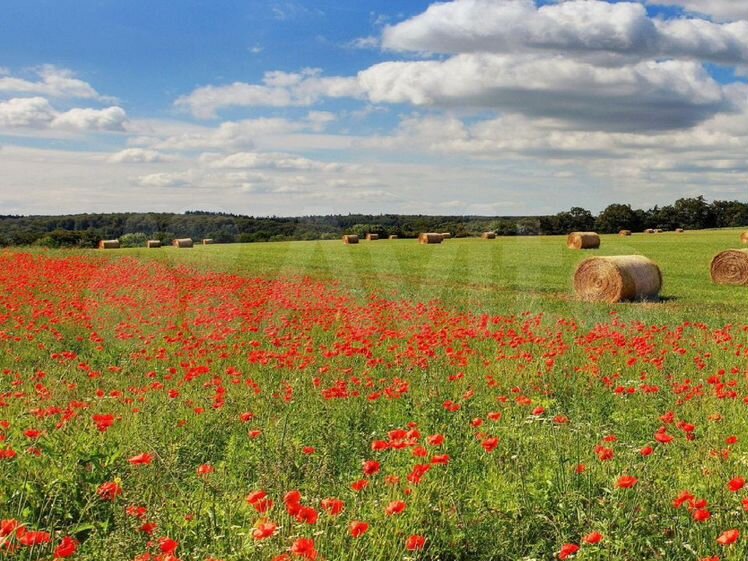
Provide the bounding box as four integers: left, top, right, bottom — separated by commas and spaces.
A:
1, 229, 748, 561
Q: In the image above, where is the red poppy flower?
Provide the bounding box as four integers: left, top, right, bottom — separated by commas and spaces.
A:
405, 535, 426, 551
159, 537, 178, 554
727, 477, 745, 492
17, 527, 52, 547
362, 460, 381, 476
290, 537, 318, 560
128, 453, 154, 466
583, 532, 604, 545
616, 475, 638, 489
559, 543, 579, 559
0, 519, 19, 537
482, 437, 499, 453
349, 520, 369, 538
53, 536, 79, 558
717, 529, 739, 546
321, 498, 345, 516
252, 521, 278, 540
97, 481, 123, 501
385, 500, 407, 516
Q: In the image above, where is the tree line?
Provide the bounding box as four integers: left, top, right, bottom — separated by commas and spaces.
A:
0, 196, 746, 248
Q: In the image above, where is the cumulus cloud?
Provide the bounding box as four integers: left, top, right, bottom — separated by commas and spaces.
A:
0, 97, 56, 128
108, 148, 167, 164
51, 106, 127, 132
359, 54, 727, 131
135, 171, 192, 188
382, 0, 748, 65
203, 151, 353, 173
175, 68, 362, 118
0, 65, 109, 100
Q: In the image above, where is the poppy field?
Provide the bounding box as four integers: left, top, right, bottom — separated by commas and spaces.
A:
2, 230, 748, 561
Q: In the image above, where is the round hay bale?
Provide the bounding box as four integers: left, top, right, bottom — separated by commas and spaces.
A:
202, 238, 214, 245
653, 229, 663, 234
675, 228, 684, 233
98, 240, 120, 249
740, 231, 748, 244
388, 235, 398, 240
342, 235, 359, 245
619, 230, 632, 237
440, 232, 452, 239
481, 232, 496, 240
644, 229, 655, 234
173, 238, 193, 248
365, 233, 379, 241
419, 233, 443, 245
574, 255, 662, 303
567, 232, 600, 250
146, 240, 162, 248
710, 249, 748, 286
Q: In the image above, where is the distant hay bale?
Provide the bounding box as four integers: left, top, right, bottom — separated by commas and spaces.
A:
342, 235, 359, 245
173, 238, 193, 248
440, 232, 452, 239
574, 255, 662, 303
481, 232, 497, 240
644, 229, 655, 234
98, 240, 120, 249
389, 235, 398, 240
741, 231, 748, 244
146, 240, 161, 248
365, 233, 379, 241
710, 249, 748, 286
654, 229, 663, 234
619, 230, 632, 237
567, 232, 600, 250
675, 228, 684, 233
202, 239, 214, 245
419, 233, 443, 245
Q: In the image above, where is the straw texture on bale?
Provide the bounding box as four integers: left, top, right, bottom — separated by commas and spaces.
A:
365, 233, 379, 241
566, 232, 600, 250
173, 238, 193, 248
440, 233, 452, 239
619, 230, 632, 236
342, 235, 359, 245
202, 239, 214, 245
146, 240, 161, 248
388, 235, 398, 240
710, 249, 748, 286
98, 240, 120, 249
481, 232, 496, 240
419, 233, 443, 245
644, 229, 655, 234
741, 231, 748, 244
675, 228, 684, 233
574, 255, 662, 303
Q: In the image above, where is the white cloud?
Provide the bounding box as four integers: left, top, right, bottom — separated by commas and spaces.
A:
175, 68, 362, 118
382, 0, 748, 64
108, 148, 168, 164
203, 151, 352, 173
50, 106, 127, 132
0, 65, 108, 100
0, 97, 56, 128
135, 171, 192, 188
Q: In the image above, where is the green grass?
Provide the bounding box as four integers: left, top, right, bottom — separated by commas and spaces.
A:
99, 228, 747, 326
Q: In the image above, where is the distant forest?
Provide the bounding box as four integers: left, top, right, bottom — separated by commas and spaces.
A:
1, 196, 747, 248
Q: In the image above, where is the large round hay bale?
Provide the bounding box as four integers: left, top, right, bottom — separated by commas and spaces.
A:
653, 229, 663, 234
146, 240, 162, 248
619, 230, 632, 237
342, 235, 359, 245
675, 228, 684, 233
419, 233, 443, 245
173, 238, 193, 248
481, 232, 496, 240
710, 249, 748, 286
365, 233, 379, 241
567, 232, 600, 250
389, 235, 398, 240
574, 255, 662, 303
440, 232, 452, 239
98, 240, 120, 249
740, 231, 748, 244
202, 238, 214, 245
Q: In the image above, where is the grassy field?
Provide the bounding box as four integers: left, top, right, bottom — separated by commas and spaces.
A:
1, 229, 748, 561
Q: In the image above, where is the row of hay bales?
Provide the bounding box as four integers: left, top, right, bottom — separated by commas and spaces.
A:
98, 238, 214, 249
572, 230, 748, 303
344, 231, 498, 244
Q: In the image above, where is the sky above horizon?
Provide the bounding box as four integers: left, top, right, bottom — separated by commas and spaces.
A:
1, 0, 748, 217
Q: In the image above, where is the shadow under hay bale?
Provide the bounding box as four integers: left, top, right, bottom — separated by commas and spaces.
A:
567, 232, 600, 250
574, 255, 662, 303
710, 249, 748, 286
173, 238, 193, 248
98, 240, 120, 249
419, 233, 443, 245
365, 234, 379, 241
146, 240, 161, 248
619, 230, 632, 236
342, 235, 359, 245
481, 232, 496, 240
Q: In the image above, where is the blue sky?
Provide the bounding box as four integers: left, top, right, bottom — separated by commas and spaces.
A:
1, 0, 748, 216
